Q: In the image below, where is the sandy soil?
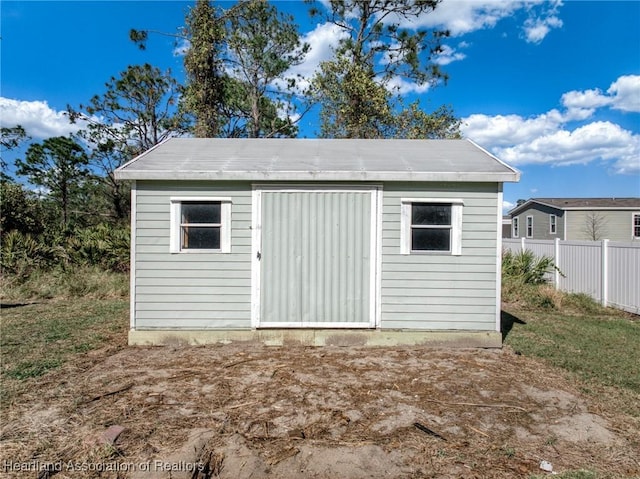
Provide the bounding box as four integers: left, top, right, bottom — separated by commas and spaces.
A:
1, 343, 639, 478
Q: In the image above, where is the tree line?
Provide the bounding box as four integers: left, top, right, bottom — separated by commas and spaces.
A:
1, 0, 460, 277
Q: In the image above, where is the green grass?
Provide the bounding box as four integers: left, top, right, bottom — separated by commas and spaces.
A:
0, 267, 129, 407
1, 298, 127, 374
503, 281, 640, 395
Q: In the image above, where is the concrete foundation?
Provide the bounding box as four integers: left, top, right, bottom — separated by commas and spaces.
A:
128, 329, 502, 348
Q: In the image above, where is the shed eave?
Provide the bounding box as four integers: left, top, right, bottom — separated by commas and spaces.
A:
114, 170, 520, 182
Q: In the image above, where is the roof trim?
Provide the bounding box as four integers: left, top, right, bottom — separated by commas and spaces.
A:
509, 198, 640, 215
115, 169, 518, 182
509, 199, 562, 215
115, 137, 171, 174
466, 138, 521, 181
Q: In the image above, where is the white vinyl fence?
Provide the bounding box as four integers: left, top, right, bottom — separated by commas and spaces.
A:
503, 238, 640, 315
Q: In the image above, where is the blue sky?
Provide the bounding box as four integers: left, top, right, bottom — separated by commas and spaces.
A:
1, 0, 639, 211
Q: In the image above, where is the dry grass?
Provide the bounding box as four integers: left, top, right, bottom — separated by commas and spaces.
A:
1, 340, 639, 478
1, 276, 639, 478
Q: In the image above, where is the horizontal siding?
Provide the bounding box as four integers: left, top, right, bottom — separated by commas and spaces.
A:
382, 304, 495, 313
566, 210, 639, 242
380, 182, 499, 330
136, 277, 250, 287
136, 264, 250, 284
134, 181, 252, 329
382, 291, 495, 301
133, 180, 501, 332
137, 300, 249, 310
512, 205, 564, 240
382, 319, 495, 330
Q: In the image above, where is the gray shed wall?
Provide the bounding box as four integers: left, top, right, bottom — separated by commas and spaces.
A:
380, 182, 499, 331
135, 181, 252, 329
133, 181, 501, 331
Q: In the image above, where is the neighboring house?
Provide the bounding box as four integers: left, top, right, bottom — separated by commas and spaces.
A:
509, 198, 640, 242
114, 138, 519, 348
502, 216, 512, 238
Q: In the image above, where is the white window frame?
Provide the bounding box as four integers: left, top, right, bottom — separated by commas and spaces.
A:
512, 217, 519, 238
633, 212, 640, 239
170, 197, 232, 253
400, 198, 463, 255
549, 214, 557, 235
526, 215, 533, 238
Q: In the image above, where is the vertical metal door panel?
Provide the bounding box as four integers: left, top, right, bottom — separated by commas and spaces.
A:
260, 191, 371, 326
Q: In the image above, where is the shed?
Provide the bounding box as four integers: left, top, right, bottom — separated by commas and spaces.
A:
115, 138, 520, 347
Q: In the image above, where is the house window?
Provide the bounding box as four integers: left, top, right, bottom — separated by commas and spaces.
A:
634, 213, 640, 239
401, 199, 463, 255
526, 216, 533, 238
170, 197, 231, 253
513, 217, 519, 238
550, 215, 557, 234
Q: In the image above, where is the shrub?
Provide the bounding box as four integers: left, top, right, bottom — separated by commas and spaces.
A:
502, 249, 561, 285
0, 230, 64, 279
65, 224, 129, 272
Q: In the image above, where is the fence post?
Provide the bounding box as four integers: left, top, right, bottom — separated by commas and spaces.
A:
521, 237, 526, 252
602, 239, 609, 307
554, 238, 561, 290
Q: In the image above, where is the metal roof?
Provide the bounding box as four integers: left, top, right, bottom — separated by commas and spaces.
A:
114, 138, 520, 182
509, 197, 640, 215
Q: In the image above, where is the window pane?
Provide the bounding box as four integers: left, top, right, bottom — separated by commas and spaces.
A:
412, 228, 450, 251
182, 226, 220, 249
412, 204, 451, 226
182, 202, 220, 224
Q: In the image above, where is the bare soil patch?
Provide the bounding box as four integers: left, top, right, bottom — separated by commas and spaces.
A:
1, 344, 639, 478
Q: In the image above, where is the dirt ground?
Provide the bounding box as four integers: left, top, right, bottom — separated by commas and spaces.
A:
1, 342, 639, 479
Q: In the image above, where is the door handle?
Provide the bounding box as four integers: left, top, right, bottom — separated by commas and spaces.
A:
257, 251, 261, 260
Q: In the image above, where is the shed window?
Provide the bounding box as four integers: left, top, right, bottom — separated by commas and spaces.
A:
513, 217, 519, 238
181, 202, 221, 249
549, 215, 557, 234
634, 213, 640, 239
401, 199, 463, 255
170, 198, 231, 253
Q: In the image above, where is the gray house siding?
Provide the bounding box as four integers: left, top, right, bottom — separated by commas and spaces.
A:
566, 210, 640, 241
380, 182, 500, 331
512, 205, 565, 240
134, 181, 253, 329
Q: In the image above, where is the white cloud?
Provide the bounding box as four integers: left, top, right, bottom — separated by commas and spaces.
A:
388, 1, 562, 46
495, 121, 639, 174
280, 22, 350, 93
561, 89, 610, 110
607, 75, 640, 113
502, 199, 515, 212
0, 97, 82, 139
561, 75, 640, 116
461, 74, 640, 175
397, 0, 522, 36
384, 77, 431, 95
432, 44, 466, 66
173, 38, 190, 57
462, 109, 564, 147
522, 5, 563, 44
